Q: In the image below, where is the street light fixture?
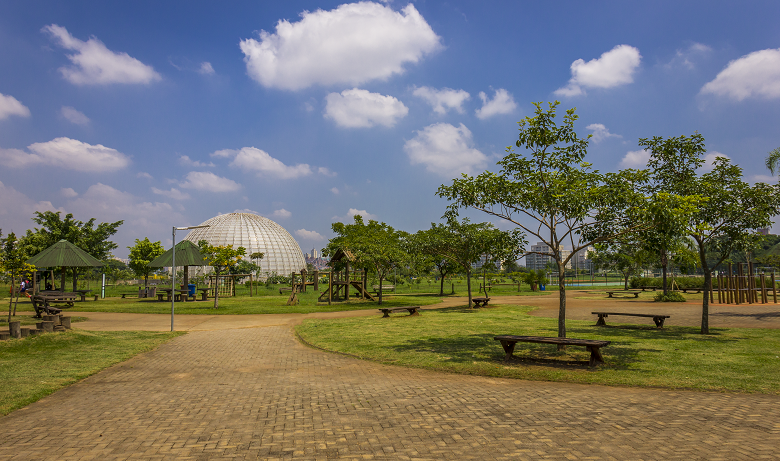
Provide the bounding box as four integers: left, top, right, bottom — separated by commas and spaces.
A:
171, 225, 209, 331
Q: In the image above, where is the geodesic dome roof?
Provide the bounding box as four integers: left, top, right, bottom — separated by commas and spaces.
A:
184, 212, 305, 277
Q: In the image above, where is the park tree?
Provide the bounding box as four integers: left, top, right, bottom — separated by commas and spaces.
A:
765, 146, 780, 175
409, 227, 465, 296
324, 215, 407, 304
411, 216, 523, 307
128, 238, 166, 290
19, 211, 122, 290
643, 133, 780, 334
1, 231, 34, 322
438, 101, 649, 339
198, 241, 246, 309
589, 239, 651, 290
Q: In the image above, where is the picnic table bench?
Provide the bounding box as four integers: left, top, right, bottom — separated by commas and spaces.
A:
30, 296, 63, 318
605, 290, 642, 298
197, 287, 213, 301
378, 306, 421, 318
678, 287, 702, 294
592, 311, 670, 328
37, 291, 76, 307
638, 286, 658, 291
494, 335, 610, 367
372, 285, 395, 294
74, 289, 96, 301
472, 296, 490, 307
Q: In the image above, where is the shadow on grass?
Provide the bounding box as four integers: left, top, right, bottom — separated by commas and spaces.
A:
712, 311, 780, 320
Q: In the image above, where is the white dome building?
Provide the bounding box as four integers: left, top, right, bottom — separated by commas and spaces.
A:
184, 212, 306, 277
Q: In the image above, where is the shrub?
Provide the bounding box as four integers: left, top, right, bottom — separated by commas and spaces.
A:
653, 291, 687, 302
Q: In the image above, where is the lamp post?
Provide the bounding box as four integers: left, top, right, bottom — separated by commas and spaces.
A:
171, 225, 209, 331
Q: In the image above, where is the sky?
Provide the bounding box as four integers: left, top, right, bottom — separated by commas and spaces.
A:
1, 0, 780, 259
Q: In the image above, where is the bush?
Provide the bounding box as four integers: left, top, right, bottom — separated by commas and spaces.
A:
653, 291, 687, 302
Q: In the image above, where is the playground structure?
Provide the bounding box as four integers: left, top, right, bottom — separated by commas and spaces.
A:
307, 249, 375, 304
714, 262, 777, 305
207, 273, 255, 298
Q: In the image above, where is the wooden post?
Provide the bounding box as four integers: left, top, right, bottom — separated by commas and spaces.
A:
760, 272, 767, 304
313, 269, 319, 291
710, 274, 714, 304
328, 270, 332, 305
345, 260, 350, 300
717, 273, 723, 304
772, 272, 777, 304
747, 262, 754, 303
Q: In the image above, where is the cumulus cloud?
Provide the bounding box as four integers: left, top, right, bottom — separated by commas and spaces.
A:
137, 172, 153, 179
42, 24, 161, 85
555, 45, 641, 96
413, 86, 470, 114
475, 88, 517, 119
179, 171, 241, 192
198, 62, 215, 75
0, 181, 63, 232
666, 42, 712, 70
60, 106, 90, 126
216, 147, 313, 179
619, 149, 650, 168
0, 137, 130, 172
151, 187, 191, 200
60, 187, 78, 198
404, 123, 487, 177
318, 167, 337, 177
586, 123, 622, 143
332, 208, 378, 222
331, 187, 340, 195
0, 93, 31, 120
296, 229, 324, 240
324, 88, 408, 128
273, 209, 292, 219
239, 2, 441, 90
179, 155, 215, 167
700, 48, 780, 101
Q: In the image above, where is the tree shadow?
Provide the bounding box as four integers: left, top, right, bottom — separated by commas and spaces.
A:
712, 311, 780, 320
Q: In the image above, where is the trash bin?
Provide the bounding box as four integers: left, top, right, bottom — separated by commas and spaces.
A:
188, 284, 196, 296
540, 284, 546, 291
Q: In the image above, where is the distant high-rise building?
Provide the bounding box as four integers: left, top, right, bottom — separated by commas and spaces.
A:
525, 242, 571, 271
758, 227, 770, 236
311, 248, 319, 259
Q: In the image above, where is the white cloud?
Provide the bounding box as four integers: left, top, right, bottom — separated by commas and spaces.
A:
666, 42, 712, 70
318, 167, 337, 177
0, 181, 63, 233
403, 123, 487, 177
42, 24, 161, 85
700, 151, 729, 172
331, 187, 340, 194
60, 187, 78, 198
179, 155, 215, 167
60, 106, 90, 126
296, 229, 325, 240
700, 48, 780, 101
151, 187, 191, 200
273, 209, 292, 219
137, 172, 153, 179
179, 171, 241, 192
324, 88, 408, 128
412, 86, 470, 114
555, 44, 641, 96
217, 147, 313, 179
198, 62, 215, 75
751, 174, 778, 184
475, 88, 517, 119
586, 123, 622, 143
332, 208, 378, 222
0, 137, 130, 172
619, 149, 650, 168
0, 93, 31, 120
239, 2, 441, 90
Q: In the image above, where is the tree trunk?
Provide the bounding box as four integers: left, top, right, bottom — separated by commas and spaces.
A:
378, 275, 384, 305
72, 269, 77, 292
697, 241, 710, 334
624, 273, 630, 290
144, 274, 149, 289
466, 269, 473, 308
439, 272, 445, 296
8, 271, 14, 323
213, 273, 220, 309
661, 250, 668, 296
558, 262, 566, 341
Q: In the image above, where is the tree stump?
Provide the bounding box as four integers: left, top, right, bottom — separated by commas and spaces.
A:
20, 327, 30, 338
9, 321, 21, 339
61, 317, 72, 329
41, 321, 54, 333
0, 333, 10, 340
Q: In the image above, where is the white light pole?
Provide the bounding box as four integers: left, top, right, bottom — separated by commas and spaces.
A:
171, 225, 209, 331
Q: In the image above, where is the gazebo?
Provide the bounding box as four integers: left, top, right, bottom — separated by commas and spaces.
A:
26, 239, 105, 293
148, 240, 207, 290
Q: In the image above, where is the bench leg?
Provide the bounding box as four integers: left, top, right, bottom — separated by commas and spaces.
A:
406, 308, 419, 316
587, 346, 605, 366
596, 314, 607, 326
653, 317, 665, 328
633, 293, 639, 298
381, 310, 391, 318
499, 340, 516, 362
608, 293, 613, 298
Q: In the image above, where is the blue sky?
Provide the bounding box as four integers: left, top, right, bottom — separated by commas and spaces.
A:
1, 1, 779, 258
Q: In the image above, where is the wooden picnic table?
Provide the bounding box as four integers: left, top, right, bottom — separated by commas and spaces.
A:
197, 287, 213, 301
472, 297, 490, 307
158, 288, 193, 302
30, 295, 63, 318
494, 335, 610, 367
74, 289, 95, 301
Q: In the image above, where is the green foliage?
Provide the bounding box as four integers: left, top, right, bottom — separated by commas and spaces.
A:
765, 146, 780, 176
127, 238, 165, 287
438, 101, 648, 337
653, 291, 687, 302
20, 211, 123, 262
197, 240, 246, 308
521, 269, 547, 291
324, 215, 407, 304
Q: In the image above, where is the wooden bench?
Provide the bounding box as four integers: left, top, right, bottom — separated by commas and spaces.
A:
30, 296, 63, 318
378, 306, 421, 318
592, 311, 670, 328
372, 285, 395, 295
472, 296, 490, 307
638, 286, 658, 291
679, 287, 702, 294
494, 335, 610, 367
120, 292, 136, 299
605, 290, 642, 298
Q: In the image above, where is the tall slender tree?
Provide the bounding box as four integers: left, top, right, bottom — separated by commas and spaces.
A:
128, 238, 166, 290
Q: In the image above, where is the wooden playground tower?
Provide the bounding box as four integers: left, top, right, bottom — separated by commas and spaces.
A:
316, 249, 375, 304
714, 262, 777, 305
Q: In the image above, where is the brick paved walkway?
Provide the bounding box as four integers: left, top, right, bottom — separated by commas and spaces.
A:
2, 325, 779, 460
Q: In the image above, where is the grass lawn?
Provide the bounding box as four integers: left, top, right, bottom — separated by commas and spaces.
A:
296, 304, 780, 394
0, 329, 184, 415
